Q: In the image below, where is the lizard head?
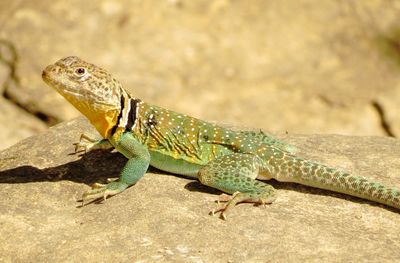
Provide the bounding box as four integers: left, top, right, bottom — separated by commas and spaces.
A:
42, 56, 125, 137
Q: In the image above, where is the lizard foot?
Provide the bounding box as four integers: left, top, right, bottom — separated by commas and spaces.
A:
215, 193, 233, 204
210, 191, 276, 220
81, 181, 128, 205
74, 134, 113, 154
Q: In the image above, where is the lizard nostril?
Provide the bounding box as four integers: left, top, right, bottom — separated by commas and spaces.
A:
42, 65, 58, 81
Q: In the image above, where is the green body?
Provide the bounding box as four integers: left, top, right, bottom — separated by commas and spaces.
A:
42, 56, 400, 218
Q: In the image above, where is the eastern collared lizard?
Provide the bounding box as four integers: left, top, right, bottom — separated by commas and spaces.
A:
42, 56, 400, 219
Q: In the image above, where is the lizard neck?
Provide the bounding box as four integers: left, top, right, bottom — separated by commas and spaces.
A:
55, 87, 123, 139
86, 109, 120, 138
70, 91, 125, 139
87, 92, 141, 139
58, 94, 120, 139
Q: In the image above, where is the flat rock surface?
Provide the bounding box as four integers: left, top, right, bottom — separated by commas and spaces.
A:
0, 118, 399, 262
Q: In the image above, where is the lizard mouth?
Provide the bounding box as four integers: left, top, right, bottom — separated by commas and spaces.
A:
42, 65, 55, 84
42, 65, 76, 95
41, 69, 48, 80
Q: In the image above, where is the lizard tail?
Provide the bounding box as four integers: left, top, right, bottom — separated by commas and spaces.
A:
274, 155, 400, 210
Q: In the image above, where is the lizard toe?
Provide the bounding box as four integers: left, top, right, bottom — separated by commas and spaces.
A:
82, 181, 129, 204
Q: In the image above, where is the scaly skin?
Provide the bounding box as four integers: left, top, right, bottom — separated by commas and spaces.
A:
42, 56, 400, 219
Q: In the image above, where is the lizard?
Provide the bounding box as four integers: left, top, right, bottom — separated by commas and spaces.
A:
42, 56, 400, 219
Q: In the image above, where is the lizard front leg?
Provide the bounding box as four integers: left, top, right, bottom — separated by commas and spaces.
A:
82, 132, 150, 203
198, 153, 276, 220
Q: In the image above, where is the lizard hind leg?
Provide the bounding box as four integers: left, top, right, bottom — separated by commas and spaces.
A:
198, 153, 276, 220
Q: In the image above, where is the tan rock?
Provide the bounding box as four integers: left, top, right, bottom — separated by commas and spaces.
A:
0, 117, 399, 262
0, 97, 47, 149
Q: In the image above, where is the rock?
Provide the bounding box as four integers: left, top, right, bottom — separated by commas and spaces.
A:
0, 97, 47, 149
0, 117, 399, 262
376, 82, 400, 137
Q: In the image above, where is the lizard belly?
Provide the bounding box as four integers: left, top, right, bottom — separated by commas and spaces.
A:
149, 150, 204, 178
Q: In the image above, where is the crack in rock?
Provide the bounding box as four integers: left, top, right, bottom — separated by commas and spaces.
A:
0, 39, 58, 125
372, 100, 396, 137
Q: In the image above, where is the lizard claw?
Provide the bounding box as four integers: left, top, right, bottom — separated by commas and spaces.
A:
210, 192, 241, 220
210, 191, 274, 220
91, 182, 107, 189
81, 181, 129, 206
215, 193, 232, 204
73, 134, 113, 154
209, 206, 228, 220
74, 134, 98, 153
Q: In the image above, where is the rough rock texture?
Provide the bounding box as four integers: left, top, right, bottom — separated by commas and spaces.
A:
1, 0, 400, 150
0, 40, 47, 149
0, 97, 47, 149
0, 117, 399, 262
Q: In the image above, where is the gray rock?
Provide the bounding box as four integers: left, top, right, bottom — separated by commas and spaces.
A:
0, 117, 399, 262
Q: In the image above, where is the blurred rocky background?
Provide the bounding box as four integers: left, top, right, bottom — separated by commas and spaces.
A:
1, 0, 400, 149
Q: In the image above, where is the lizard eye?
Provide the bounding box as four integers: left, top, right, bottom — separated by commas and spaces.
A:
73, 67, 90, 81
74, 67, 87, 76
